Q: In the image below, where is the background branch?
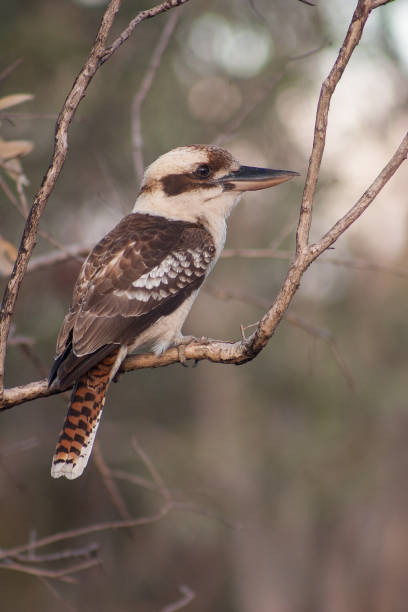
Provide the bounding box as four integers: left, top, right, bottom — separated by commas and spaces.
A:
131, 8, 181, 183
1, 127, 406, 410
4, 245, 408, 282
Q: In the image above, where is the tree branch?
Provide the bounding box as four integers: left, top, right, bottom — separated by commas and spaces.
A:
0, 557, 101, 583
0, 501, 174, 562
309, 132, 408, 258
161, 586, 195, 612
93, 441, 133, 522
250, 129, 408, 355
0, 0, 121, 398
296, 0, 375, 253
1, 0, 404, 412
0, 0, 191, 400
100, 0, 190, 64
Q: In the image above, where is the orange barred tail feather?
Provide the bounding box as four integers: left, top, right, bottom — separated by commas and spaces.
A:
51, 349, 121, 480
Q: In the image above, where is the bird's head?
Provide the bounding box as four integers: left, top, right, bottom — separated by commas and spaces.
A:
134, 144, 299, 226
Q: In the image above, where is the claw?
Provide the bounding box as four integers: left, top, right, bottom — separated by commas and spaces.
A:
178, 344, 189, 367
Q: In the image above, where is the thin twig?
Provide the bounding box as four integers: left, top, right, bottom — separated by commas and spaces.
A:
131, 436, 171, 501
0, 58, 23, 82
309, 132, 408, 258
0, 172, 25, 215
0, 557, 101, 583
296, 0, 375, 253
100, 0, 190, 65
286, 313, 355, 390
24, 245, 89, 275
222, 247, 292, 260
222, 249, 408, 279
371, 0, 394, 7
0, 168, 85, 262
13, 542, 99, 564
250, 130, 408, 355
93, 441, 133, 522
15, 178, 29, 217
132, 9, 180, 183
4, 243, 408, 282
37, 577, 78, 612
0, 502, 173, 562
213, 72, 285, 146
205, 284, 355, 389
214, 43, 325, 146
18, 343, 49, 378
110, 468, 159, 491
161, 585, 195, 612
248, 0, 406, 355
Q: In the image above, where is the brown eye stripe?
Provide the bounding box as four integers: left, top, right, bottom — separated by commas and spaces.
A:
160, 146, 235, 196
161, 173, 216, 196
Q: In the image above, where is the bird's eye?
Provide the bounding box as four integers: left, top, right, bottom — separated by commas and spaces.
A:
194, 164, 211, 179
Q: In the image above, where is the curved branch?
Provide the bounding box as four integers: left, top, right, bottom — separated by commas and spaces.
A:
131, 9, 181, 183
0, 340, 243, 410
100, 0, 190, 64
296, 0, 375, 253
250, 130, 408, 354
309, 132, 408, 258
0, 502, 174, 562
0, 0, 191, 399
0, 0, 121, 398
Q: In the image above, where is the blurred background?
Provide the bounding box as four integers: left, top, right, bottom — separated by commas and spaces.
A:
1, 0, 408, 610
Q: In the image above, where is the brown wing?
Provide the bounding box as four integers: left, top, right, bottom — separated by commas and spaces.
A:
50, 213, 215, 388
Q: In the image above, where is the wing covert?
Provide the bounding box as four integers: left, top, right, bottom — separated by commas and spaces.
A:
55, 213, 215, 358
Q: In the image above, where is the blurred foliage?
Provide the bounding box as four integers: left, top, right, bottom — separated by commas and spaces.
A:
1, 1, 408, 611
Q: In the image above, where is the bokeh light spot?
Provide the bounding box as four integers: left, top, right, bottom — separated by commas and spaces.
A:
189, 13, 272, 78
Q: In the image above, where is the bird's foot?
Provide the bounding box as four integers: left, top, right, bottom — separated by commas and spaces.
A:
177, 344, 189, 367
176, 335, 216, 367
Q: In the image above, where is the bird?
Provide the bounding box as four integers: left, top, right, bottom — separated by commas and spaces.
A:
49, 144, 298, 479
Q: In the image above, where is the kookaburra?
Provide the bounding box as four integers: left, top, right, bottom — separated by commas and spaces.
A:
49, 144, 298, 479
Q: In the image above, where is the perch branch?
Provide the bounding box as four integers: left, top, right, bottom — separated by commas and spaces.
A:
1, 128, 406, 411
1, 0, 404, 411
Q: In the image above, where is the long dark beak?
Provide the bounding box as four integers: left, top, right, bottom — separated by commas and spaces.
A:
219, 165, 299, 192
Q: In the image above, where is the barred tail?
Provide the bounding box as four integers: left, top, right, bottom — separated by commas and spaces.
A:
51, 349, 120, 480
